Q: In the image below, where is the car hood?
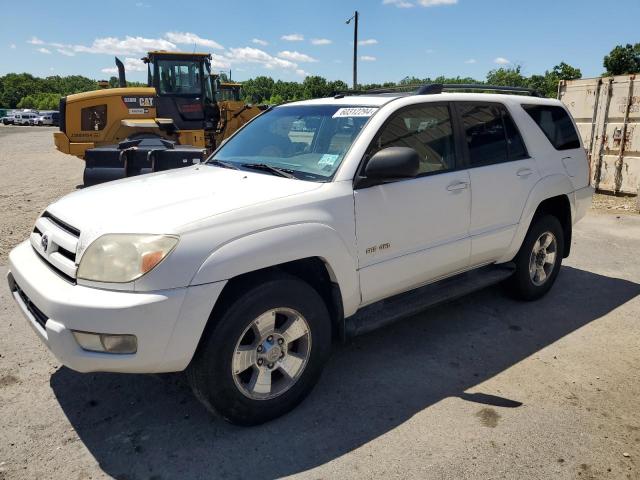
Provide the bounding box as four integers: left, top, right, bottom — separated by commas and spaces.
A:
47, 165, 322, 237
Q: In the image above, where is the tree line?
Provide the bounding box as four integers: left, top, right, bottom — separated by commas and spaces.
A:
1, 43, 638, 110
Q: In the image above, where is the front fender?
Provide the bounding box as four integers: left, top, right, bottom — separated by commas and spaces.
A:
190, 223, 361, 316
497, 174, 575, 263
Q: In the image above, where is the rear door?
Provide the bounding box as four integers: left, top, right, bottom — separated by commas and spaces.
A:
455, 102, 540, 266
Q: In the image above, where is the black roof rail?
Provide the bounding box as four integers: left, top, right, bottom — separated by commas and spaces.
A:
417, 83, 544, 97
336, 83, 544, 98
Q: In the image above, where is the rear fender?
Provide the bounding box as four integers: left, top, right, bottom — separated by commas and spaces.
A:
190, 223, 361, 316
497, 174, 575, 263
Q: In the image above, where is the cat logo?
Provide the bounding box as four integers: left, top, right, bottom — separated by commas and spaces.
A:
139, 97, 153, 107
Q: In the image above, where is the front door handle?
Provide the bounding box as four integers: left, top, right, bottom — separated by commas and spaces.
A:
517, 168, 533, 177
447, 181, 469, 191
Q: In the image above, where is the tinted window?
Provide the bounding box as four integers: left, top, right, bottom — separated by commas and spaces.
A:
502, 111, 528, 160
459, 103, 528, 166
369, 104, 457, 175
459, 104, 507, 166
522, 104, 580, 150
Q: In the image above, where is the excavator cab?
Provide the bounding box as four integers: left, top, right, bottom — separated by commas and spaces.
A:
142, 52, 219, 136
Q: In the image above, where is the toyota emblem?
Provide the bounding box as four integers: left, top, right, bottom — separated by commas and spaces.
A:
41, 234, 49, 252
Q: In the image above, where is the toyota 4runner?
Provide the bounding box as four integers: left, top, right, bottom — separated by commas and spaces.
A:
8, 84, 593, 425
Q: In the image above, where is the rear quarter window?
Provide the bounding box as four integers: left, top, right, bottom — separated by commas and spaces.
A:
522, 104, 580, 150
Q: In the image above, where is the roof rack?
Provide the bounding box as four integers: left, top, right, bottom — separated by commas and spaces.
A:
337, 83, 543, 98
418, 83, 543, 97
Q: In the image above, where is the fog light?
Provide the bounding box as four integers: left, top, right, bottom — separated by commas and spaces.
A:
72, 331, 137, 354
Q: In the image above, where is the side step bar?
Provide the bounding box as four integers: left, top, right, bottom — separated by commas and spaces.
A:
344, 263, 516, 338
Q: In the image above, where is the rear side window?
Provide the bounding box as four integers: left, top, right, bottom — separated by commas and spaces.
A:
522, 104, 580, 150
458, 103, 528, 167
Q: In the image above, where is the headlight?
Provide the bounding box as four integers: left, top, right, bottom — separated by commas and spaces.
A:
77, 234, 178, 283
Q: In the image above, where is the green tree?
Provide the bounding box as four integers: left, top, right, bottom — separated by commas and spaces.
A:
242, 76, 275, 103
302, 76, 329, 99
486, 65, 529, 87
603, 43, 640, 75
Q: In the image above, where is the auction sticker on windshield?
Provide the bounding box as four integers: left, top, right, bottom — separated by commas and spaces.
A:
332, 107, 378, 118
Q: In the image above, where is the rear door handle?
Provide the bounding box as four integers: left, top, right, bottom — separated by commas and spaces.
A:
447, 181, 469, 191
516, 168, 533, 177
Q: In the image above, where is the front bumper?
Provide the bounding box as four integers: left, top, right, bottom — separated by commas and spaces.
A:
8, 240, 225, 373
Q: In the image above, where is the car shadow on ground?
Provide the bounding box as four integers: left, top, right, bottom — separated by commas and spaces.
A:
50, 266, 640, 480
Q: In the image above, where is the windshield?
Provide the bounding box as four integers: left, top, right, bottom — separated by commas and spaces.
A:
210, 105, 377, 181
157, 59, 203, 95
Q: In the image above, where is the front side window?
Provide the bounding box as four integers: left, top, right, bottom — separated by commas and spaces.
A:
211, 105, 375, 181
459, 103, 528, 167
368, 103, 457, 175
157, 60, 202, 95
522, 104, 580, 150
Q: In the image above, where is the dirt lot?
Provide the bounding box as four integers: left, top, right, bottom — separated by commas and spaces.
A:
1, 126, 639, 480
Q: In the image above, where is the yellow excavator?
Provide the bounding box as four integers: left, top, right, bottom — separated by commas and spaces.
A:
54, 51, 265, 185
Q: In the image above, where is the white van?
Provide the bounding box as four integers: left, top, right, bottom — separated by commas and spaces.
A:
14, 113, 39, 126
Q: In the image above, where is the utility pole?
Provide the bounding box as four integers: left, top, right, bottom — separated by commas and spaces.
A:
346, 11, 359, 90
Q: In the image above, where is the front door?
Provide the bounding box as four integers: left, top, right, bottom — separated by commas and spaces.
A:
354, 102, 471, 305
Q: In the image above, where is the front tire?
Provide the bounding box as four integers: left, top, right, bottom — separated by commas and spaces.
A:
508, 214, 564, 301
187, 273, 332, 425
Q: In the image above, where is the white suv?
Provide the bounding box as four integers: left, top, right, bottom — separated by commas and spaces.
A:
8, 85, 593, 425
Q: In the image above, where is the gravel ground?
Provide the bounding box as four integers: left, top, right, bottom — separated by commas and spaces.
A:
0, 126, 83, 264
0, 127, 639, 480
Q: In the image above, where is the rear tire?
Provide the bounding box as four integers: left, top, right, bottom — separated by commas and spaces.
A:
508, 214, 564, 301
187, 273, 332, 425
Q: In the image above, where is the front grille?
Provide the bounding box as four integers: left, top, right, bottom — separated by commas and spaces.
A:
42, 211, 80, 237
30, 211, 81, 282
13, 282, 48, 330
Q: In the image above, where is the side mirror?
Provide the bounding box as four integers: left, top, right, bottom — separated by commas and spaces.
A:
364, 147, 420, 181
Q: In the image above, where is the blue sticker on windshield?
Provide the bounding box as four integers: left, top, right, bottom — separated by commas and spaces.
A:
318, 154, 339, 167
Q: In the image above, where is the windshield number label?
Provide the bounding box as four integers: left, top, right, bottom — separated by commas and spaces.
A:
332, 107, 378, 118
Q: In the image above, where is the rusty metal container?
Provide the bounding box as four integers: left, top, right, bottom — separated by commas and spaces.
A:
558, 75, 639, 195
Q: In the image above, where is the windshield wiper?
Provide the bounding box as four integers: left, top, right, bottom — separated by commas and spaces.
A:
207, 159, 240, 170
241, 163, 297, 179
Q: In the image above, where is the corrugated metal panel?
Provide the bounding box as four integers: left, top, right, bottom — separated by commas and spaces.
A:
559, 75, 639, 195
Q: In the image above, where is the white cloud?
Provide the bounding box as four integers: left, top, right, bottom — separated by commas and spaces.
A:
74, 36, 176, 55
417, 0, 457, 5
465, 58, 477, 64
311, 38, 332, 45
28, 37, 45, 45
360, 55, 377, 62
101, 57, 146, 74
37, 48, 51, 54
57, 48, 75, 57
494, 57, 510, 65
281, 33, 304, 42
358, 39, 378, 46
10, 43, 16, 49
210, 52, 231, 70
165, 31, 223, 50
383, 0, 414, 7
295, 69, 309, 77
227, 46, 298, 71
252, 38, 268, 46
277, 50, 317, 63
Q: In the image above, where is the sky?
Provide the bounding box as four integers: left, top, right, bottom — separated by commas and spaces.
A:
1, 0, 638, 85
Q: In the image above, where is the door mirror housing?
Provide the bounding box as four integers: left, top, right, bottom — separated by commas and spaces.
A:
363, 147, 420, 183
